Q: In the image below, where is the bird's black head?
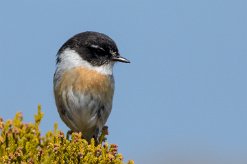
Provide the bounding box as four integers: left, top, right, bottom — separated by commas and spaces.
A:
58, 31, 130, 66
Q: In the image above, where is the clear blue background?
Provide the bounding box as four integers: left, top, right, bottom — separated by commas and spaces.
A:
0, 1, 246, 163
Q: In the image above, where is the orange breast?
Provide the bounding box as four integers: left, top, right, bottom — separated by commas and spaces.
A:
56, 67, 114, 103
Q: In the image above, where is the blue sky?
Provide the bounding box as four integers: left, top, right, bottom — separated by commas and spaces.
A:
0, 1, 246, 163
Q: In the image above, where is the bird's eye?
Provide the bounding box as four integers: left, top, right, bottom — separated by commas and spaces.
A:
110, 50, 117, 56
89, 45, 105, 52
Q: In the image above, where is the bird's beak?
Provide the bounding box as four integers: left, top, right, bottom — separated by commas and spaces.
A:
112, 56, 130, 63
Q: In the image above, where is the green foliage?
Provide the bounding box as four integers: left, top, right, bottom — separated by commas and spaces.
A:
0, 105, 134, 164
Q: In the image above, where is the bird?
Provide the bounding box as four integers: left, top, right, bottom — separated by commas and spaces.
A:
53, 31, 130, 142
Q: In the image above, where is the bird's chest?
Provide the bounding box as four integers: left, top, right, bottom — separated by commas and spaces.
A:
56, 67, 115, 103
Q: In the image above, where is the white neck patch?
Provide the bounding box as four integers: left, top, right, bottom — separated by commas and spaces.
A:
56, 48, 114, 75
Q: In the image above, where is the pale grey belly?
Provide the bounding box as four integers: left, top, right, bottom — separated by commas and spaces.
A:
56, 87, 112, 140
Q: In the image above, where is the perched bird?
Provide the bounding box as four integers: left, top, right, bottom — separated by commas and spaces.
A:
53, 31, 130, 141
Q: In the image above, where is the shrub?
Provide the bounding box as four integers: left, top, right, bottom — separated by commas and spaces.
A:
0, 105, 134, 164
